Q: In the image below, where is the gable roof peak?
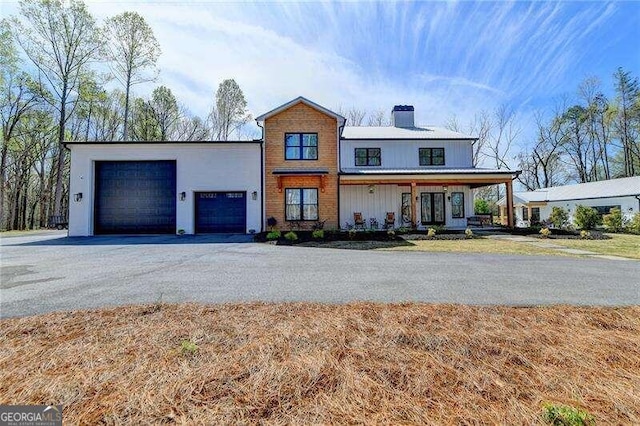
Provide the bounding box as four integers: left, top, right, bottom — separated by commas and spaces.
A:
255, 96, 345, 123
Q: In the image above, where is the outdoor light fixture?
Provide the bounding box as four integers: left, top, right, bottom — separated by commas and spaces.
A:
179, 191, 186, 201
368, 185, 375, 194
73, 192, 82, 202
442, 185, 448, 192
252, 191, 258, 200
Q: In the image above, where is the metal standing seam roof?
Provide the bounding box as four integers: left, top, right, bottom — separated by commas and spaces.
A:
340, 167, 518, 175
505, 176, 640, 204
341, 126, 476, 140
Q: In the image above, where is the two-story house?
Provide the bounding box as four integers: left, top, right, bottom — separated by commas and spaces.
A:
65, 96, 518, 236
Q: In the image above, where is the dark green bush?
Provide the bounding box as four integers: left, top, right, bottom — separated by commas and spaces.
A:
266, 230, 281, 241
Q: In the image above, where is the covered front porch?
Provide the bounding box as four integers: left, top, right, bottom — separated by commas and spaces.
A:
339, 170, 518, 229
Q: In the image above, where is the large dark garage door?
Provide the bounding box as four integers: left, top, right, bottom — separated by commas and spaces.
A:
195, 192, 246, 233
94, 161, 176, 234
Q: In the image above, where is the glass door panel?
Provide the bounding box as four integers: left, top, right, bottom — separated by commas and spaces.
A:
434, 193, 445, 223
420, 192, 445, 225
420, 193, 432, 224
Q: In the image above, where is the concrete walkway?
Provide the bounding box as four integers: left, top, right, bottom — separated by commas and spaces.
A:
486, 234, 633, 261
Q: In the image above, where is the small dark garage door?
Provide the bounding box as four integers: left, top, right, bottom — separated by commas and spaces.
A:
94, 161, 176, 234
195, 192, 246, 233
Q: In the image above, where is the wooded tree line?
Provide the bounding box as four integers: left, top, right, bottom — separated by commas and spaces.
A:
516, 70, 640, 191
1, 0, 250, 230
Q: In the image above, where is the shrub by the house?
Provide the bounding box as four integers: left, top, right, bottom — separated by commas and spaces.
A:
284, 231, 298, 242
602, 208, 625, 232
573, 205, 601, 230
548, 206, 569, 229
629, 212, 640, 234
266, 230, 281, 241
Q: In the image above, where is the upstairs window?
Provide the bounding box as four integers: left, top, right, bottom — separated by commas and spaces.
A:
419, 148, 445, 166
355, 148, 381, 166
285, 133, 318, 160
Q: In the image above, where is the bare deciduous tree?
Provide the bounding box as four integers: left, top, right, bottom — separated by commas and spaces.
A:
209, 79, 250, 140
445, 111, 492, 167
104, 11, 160, 140
12, 0, 102, 217
367, 109, 390, 126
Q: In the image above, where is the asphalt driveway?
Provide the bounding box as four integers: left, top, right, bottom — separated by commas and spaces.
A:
1, 232, 639, 318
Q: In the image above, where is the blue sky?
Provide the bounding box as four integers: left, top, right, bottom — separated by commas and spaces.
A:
3, 0, 639, 142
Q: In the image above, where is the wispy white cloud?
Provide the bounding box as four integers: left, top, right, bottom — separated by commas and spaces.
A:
7, 0, 632, 137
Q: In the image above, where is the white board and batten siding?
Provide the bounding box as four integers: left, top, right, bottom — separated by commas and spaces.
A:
68, 143, 262, 236
340, 184, 472, 229
339, 140, 474, 169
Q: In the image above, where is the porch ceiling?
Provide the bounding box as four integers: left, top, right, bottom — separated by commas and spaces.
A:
339, 168, 519, 187
339, 174, 514, 187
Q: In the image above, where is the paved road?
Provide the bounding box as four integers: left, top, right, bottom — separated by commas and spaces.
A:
1, 232, 639, 318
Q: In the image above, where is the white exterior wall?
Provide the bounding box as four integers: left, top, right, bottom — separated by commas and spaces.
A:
68, 143, 262, 236
340, 184, 473, 229
340, 139, 474, 169
513, 203, 529, 227
511, 196, 639, 227
545, 196, 638, 223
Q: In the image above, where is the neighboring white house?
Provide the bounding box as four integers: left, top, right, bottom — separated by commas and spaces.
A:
497, 176, 640, 227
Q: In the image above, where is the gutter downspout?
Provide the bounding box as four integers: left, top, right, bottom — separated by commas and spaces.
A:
635, 195, 640, 214
63, 143, 71, 237
256, 121, 265, 233
337, 119, 346, 230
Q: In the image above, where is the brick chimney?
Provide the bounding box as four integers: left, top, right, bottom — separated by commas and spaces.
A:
391, 105, 414, 128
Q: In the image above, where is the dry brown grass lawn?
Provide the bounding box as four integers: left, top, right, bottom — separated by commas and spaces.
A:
1, 303, 639, 424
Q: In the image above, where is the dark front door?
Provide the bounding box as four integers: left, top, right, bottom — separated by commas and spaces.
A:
195, 192, 246, 233
94, 161, 176, 234
421, 192, 445, 225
